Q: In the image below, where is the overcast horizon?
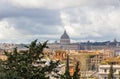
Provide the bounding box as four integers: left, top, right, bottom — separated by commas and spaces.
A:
0, 0, 120, 43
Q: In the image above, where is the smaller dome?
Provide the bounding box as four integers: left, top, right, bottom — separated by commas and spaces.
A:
61, 30, 70, 39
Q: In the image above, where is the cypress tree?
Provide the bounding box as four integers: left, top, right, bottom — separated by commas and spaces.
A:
108, 64, 114, 79
73, 61, 80, 79
59, 54, 80, 79
119, 71, 120, 79
64, 54, 71, 79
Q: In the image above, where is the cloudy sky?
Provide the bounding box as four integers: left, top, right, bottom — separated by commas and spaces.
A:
0, 0, 120, 43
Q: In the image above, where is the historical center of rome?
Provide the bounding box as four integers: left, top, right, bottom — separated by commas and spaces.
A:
0, 0, 120, 79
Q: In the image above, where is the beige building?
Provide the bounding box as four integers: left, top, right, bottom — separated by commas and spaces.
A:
98, 65, 120, 79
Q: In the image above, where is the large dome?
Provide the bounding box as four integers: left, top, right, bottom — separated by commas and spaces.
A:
61, 30, 70, 39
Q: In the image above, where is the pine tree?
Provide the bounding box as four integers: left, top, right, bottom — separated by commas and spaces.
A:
1, 40, 60, 79
108, 64, 114, 79
73, 61, 80, 79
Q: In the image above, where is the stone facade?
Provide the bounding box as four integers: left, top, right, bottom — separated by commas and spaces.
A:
48, 30, 80, 50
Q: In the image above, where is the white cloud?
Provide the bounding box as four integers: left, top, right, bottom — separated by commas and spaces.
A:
0, 20, 21, 39
8, 0, 82, 9
0, 0, 120, 43
59, 6, 120, 40
0, 17, 63, 43
7, 0, 120, 9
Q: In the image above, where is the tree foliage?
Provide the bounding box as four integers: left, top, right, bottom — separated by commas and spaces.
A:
119, 71, 120, 79
73, 61, 80, 79
0, 40, 60, 79
108, 64, 114, 79
64, 54, 71, 79
60, 54, 80, 79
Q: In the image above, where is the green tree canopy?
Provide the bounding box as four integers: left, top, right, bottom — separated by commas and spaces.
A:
0, 40, 60, 79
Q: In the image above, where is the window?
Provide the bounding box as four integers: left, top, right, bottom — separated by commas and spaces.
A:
104, 69, 107, 72
104, 77, 107, 79
114, 69, 116, 73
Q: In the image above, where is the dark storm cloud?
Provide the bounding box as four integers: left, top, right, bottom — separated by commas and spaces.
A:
0, 1, 64, 43
0, 1, 63, 38
6, 17, 63, 35
0, 3, 62, 25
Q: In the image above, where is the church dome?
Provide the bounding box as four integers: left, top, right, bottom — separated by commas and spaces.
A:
61, 30, 70, 39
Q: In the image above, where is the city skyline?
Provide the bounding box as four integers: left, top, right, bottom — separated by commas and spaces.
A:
0, 0, 120, 43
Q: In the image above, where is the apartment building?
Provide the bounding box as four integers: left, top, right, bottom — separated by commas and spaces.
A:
98, 65, 120, 79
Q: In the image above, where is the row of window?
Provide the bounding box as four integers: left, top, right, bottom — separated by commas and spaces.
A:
104, 77, 117, 79
104, 69, 116, 72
